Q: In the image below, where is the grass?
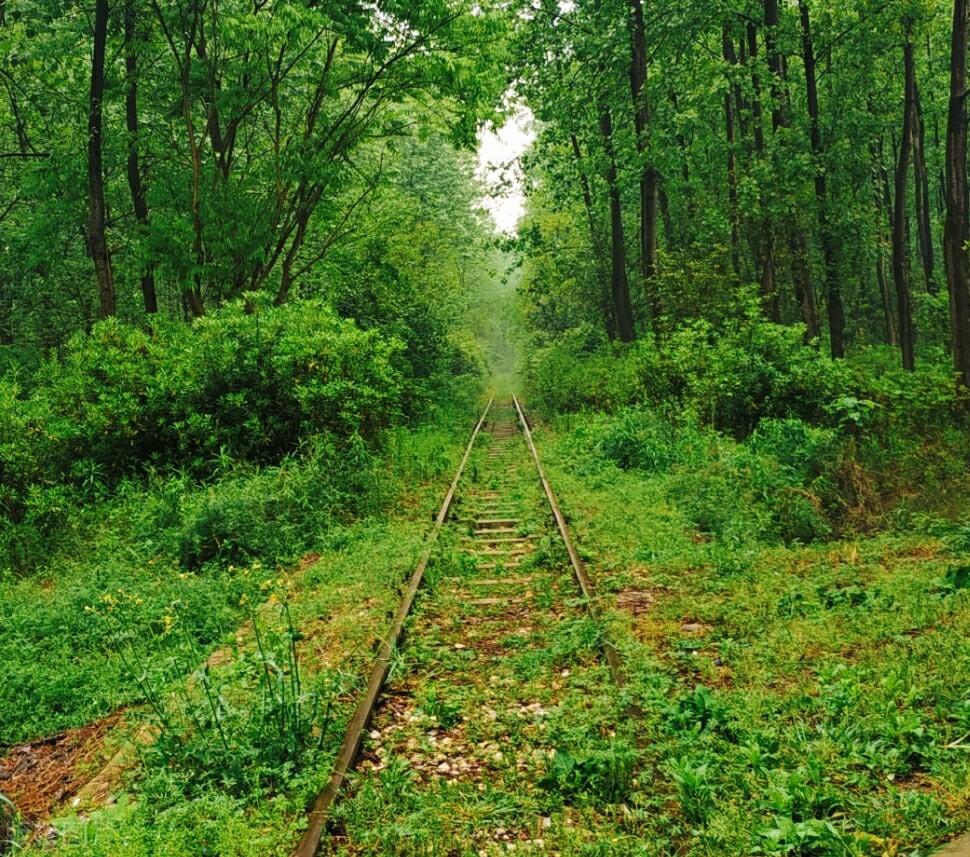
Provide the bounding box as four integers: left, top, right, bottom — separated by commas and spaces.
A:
535, 410, 970, 856
6, 395, 970, 856
0, 405, 477, 854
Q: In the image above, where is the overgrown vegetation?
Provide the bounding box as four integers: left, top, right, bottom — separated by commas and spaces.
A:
2, 0, 970, 853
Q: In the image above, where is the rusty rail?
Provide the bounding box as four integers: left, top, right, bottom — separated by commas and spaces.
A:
293, 396, 493, 857
512, 395, 626, 686
293, 395, 626, 855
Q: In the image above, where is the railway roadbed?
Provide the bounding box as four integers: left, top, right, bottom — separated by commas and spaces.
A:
298, 400, 646, 856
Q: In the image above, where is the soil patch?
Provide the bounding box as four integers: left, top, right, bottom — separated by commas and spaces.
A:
0, 712, 121, 824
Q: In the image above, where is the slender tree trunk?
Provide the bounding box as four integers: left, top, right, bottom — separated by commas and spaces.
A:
722, 24, 741, 276
764, 0, 786, 130
124, 0, 157, 315
893, 33, 917, 370
629, 0, 659, 295
745, 22, 778, 320
658, 181, 675, 250
872, 137, 899, 345
570, 133, 615, 340
667, 88, 693, 243
912, 81, 936, 292
599, 109, 635, 343
765, 0, 818, 339
87, 0, 116, 319
876, 244, 898, 345
944, 0, 970, 387
799, 0, 845, 358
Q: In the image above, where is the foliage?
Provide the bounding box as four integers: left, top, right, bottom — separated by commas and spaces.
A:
538, 416, 970, 854
540, 743, 639, 805
0, 409, 466, 746
113, 599, 336, 799
0, 0, 506, 346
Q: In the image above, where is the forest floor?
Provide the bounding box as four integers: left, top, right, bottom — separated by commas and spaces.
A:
1, 398, 969, 856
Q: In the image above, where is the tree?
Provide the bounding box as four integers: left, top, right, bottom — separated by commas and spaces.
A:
599, 107, 635, 342
628, 0, 659, 301
892, 26, 917, 370
87, 0, 115, 319
798, 0, 845, 358
944, 0, 970, 387
764, 0, 818, 340
123, 0, 156, 315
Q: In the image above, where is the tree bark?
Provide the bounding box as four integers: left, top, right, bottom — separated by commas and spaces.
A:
944, 0, 970, 387
912, 81, 936, 292
764, 0, 786, 130
745, 22, 778, 320
124, 0, 157, 315
872, 136, 898, 345
599, 109, 635, 342
799, 0, 845, 358
87, 0, 116, 319
570, 132, 615, 340
628, 0, 659, 295
893, 33, 917, 370
764, 0, 819, 339
722, 25, 741, 276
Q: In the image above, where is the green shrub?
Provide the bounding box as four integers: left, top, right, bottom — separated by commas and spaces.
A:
177, 436, 378, 570
0, 299, 415, 572
591, 408, 710, 473
525, 313, 845, 435
27, 299, 404, 477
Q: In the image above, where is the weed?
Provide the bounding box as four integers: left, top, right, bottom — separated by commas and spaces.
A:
540, 742, 638, 804
106, 598, 335, 798
415, 685, 461, 729
666, 756, 714, 825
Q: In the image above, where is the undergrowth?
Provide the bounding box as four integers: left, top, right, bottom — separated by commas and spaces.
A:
534, 396, 970, 855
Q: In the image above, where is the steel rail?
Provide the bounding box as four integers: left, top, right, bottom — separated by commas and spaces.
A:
293, 396, 494, 857
512, 395, 626, 686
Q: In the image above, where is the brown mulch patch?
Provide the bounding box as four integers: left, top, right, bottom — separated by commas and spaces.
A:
0, 713, 121, 824
614, 588, 656, 616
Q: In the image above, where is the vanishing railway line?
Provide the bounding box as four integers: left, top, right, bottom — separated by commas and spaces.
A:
294, 397, 623, 856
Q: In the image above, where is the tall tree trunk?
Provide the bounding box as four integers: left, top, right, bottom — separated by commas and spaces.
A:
872, 137, 899, 345
944, 0, 970, 387
599, 109, 635, 343
764, 0, 818, 338
893, 33, 917, 370
666, 88, 693, 244
570, 132, 615, 340
799, 0, 845, 358
658, 182, 675, 250
764, 0, 786, 130
722, 24, 741, 276
746, 22, 778, 320
124, 0, 157, 315
87, 0, 116, 319
876, 244, 898, 345
912, 81, 936, 293
629, 0, 659, 296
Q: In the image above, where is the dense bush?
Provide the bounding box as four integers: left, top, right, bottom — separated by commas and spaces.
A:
526, 309, 970, 535
0, 300, 405, 516
0, 297, 485, 575
526, 312, 844, 433
571, 407, 840, 546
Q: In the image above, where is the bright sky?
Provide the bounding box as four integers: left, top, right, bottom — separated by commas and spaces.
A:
476, 106, 535, 235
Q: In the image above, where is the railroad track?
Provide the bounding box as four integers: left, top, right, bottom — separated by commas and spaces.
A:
294, 397, 620, 856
